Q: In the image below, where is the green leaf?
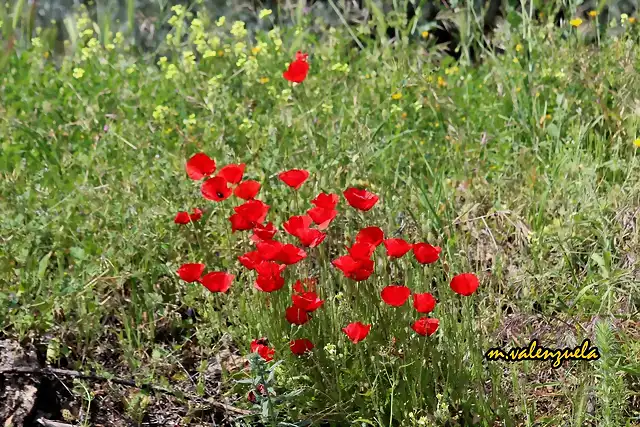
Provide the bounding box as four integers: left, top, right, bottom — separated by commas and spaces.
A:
70, 247, 86, 261
38, 251, 52, 280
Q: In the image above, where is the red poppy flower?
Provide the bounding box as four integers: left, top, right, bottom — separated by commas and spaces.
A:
283, 51, 310, 83
247, 391, 256, 403
347, 242, 376, 261
383, 238, 412, 258
332, 255, 374, 281
199, 272, 234, 293
177, 263, 205, 283
285, 306, 310, 325
292, 291, 324, 312
413, 292, 436, 313
356, 226, 384, 247
189, 208, 203, 221
311, 192, 339, 209
234, 200, 270, 224
307, 207, 337, 230
217, 163, 245, 184
256, 240, 284, 261
255, 261, 286, 292
238, 250, 262, 270
202, 176, 232, 202
293, 278, 317, 294
381, 285, 411, 307
234, 180, 261, 200
298, 228, 327, 248
450, 273, 479, 296
174, 211, 190, 224
186, 153, 216, 180
252, 222, 277, 242
276, 244, 307, 265
413, 243, 442, 264
251, 338, 275, 361
279, 169, 310, 190
283, 215, 313, 237
343, 187, 379, 211
229, 213, 254, 233
411, 317, 439, 336
342, 322, 371, 343
289, 339, 314, 355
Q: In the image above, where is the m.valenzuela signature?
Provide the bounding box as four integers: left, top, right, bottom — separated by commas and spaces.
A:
484, 339, 600, 368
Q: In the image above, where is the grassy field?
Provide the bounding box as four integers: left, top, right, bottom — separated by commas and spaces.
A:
1, 3, 640, 426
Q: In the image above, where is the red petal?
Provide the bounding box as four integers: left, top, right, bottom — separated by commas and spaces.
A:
177, 263, 205, 283
201, 176, 232, 201
412, 243, 442, 264
174, 211, 190, 224
342, 322, 371, 343
285, 306, 310, 325
199, 272, 234, 293
289, 339, 314, 355
383, 238, 412, 258
234, 180, 261, 200
411, 317, 439, 336
413, 293, 436, 313
343, 187, 379, 211
278, 169, 310, 189
450, 273, 479, 296
356, 226, 384, 247
380, 285, 411, 307
186, 153, 216, 180
217, 163, 245, 184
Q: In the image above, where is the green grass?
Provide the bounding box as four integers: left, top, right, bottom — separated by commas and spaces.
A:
1, 3, 640, 426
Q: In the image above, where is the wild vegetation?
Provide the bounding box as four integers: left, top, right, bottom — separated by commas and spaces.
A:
1, 1, 639, 426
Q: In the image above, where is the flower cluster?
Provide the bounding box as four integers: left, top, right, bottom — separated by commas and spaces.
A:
172, 51, 479, 367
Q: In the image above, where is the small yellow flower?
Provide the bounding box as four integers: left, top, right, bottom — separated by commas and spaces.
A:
421, 31, 429, 38
570, 18, 583, 27
546, 114, 552, 120
401, 112, 407, 119
629, 17, 636, 24
516, 87, 521, 93
515, 43, 522, 52
259, 77, 269, 84
420, 140, 425, 145
633, 139, 640, 147
588, 10, 598, 18
251, 46, 261, 55
216, 16, 226, 27
513, 57, 519, 64
259, 9, 272, 19
73, 68, 85, 79
437, 76, 446, 87
391, 92, 402, 100
218, 50, 224, 57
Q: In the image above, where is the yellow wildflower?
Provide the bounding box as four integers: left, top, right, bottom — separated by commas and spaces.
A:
216, 16, 226, 27
259, 9, 272, 19
401, 112, 407, 119
629, 17, 636, 24
252, 46, 261, 55
391, 92, 402, 100
515, 43, 522, 52
633, 139, 640, 147
513, 57, 519, 64
570, 18, 583, 27
231, 21, 247, 38
73, 68, 85, 79
437, 76, 446, 87
588, 10, 598, 18
259, 77, 270, 84
421, 31, 429, 38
